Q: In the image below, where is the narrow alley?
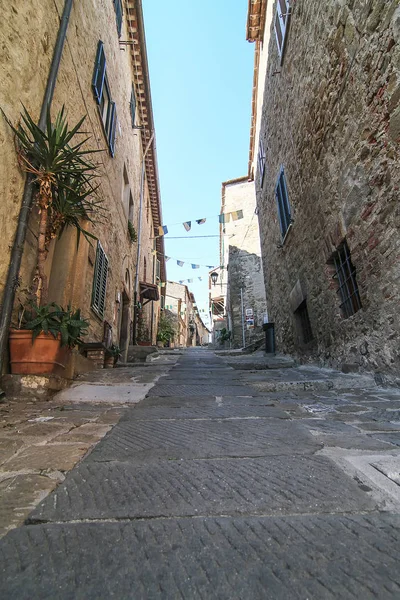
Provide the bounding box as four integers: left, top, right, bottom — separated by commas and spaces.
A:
1, 348, 400, 598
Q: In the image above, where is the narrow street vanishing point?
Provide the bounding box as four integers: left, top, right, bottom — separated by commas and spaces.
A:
1, 348, 400, 598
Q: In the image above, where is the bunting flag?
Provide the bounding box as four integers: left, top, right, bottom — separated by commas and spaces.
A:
219, 213, 231, 224
179, 280, 184, 284
196, 218, 206, 225
183, 221, 191, 232
160, 282, 166, 288
198, 277, 202, 281
177, 260, 184, 267
206, 265, 215, 269
231, 209, 244, 221
158, 225, 168, 236
151, 249, 157, 255
188, 279, 193, 283
165, 256, 170, 261
191, 264, 200, 269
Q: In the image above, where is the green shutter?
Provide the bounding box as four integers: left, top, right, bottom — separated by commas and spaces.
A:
91, 242, 109, 317
92, 41, 106, 104
108, 102, 117, 157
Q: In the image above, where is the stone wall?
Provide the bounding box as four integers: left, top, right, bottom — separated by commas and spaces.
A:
256, 0, 400, 377
221, 178, 267, 348
0, 0, 162, 365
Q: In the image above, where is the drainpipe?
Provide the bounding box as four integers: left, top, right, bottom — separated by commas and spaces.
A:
132, 131, 154, 344
0, 0, 74, 388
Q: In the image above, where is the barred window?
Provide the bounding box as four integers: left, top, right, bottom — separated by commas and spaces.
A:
332, 241, 362, 318
257, 138, 266, 187
275, 166, 291, 239
91, 242, 109, 318
274, 0, 291, 62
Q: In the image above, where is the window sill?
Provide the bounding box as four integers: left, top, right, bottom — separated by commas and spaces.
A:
280, 222, 293, 247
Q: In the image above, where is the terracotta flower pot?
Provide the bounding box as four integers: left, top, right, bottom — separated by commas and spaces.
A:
9, 329, 70, 376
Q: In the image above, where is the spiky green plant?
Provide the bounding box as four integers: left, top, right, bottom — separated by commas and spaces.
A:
2, 105, 102, 305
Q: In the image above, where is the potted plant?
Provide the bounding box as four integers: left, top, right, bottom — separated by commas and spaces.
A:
9, 302, 89, 375
157, 312, 177, 348
104, 344, 121, 368
3, 106, 102, 375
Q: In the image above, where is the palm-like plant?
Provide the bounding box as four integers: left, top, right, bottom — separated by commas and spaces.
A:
2, 106, 102, 305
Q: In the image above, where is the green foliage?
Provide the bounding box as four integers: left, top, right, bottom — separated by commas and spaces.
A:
157, 312, 177, 343
128, 220, 137, 243
22, 302, 89, 348
218, 327, 231, 343
106, 344, 121, 358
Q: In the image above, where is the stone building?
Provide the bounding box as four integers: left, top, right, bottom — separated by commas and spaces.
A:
0, 0, 165, 370
165, 281, 209, 347
220, 177, 267, 348
248, 0, 400, 377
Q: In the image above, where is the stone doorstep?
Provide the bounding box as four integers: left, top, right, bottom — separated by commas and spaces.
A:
1, 374, 70, 399
321, 449, 400, 512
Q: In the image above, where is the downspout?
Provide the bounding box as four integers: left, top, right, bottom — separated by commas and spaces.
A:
132, 131, 154, 344
0, 0, 74, 384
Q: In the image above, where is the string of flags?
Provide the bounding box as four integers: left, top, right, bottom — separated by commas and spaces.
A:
151, 249, 216, 270
156, 210, 244, 237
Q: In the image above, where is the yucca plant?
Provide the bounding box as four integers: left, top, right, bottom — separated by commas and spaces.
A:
2, 105, 102, 305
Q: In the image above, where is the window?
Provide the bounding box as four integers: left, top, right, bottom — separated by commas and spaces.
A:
130, 85, 136, 128
331, 241, 362, 318
160, 295, 165, 310
156, 259, 161, 280
275, 166, 291, 239
91, 242, 109, 318
257, 138, 266, 187
274, 0, 291, 61
113, 0, 123, 37
294, 300, 313, 344
92, 41, 117, 156
143, 257, 147, 282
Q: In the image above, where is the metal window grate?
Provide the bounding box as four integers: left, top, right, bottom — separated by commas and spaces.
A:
275, 167, 291, 238
257, 138, 266, 187
295, 300, 313, 344
333, 242, 362, 318
91, 242, 109, 318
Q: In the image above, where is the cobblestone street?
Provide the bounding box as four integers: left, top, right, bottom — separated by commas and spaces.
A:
1, 348, 400, 598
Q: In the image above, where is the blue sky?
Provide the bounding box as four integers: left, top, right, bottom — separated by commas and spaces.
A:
142, 1, 254, 325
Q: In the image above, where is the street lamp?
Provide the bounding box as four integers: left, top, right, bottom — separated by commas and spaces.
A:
210, 272, 218, 286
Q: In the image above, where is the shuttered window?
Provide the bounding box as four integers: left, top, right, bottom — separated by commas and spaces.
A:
275, 166, 292, 239
113, 0, 123, 37
92, 41, 106, 104
130, 85, 136, 128
108, 102, 117, 157
92, 41, 118, 157
257, 138, 266, 187
156, 259, 161, 280
274, 0, 291, 62
91, 242, 109, 318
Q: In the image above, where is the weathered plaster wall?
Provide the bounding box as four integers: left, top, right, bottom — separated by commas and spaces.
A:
257, 0, 400, 377
222, 179, 267, 348
0, 0, 162, 360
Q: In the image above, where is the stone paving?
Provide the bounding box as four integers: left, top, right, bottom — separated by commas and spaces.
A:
1, 348, 400, 598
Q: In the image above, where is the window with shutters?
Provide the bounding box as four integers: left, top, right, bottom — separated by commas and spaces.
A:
274, 0, 291, 62
257, 138, 266, 187
160, 295, 165, 310
275, 166, 292, 239
156, 259, 161, 281
130, 85, 136, 128
113, 0, 123, 37
92, 41, 117, 156
91, 242, 109, 318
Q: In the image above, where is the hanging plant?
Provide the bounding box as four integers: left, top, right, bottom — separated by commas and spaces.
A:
128, 220, 137, 243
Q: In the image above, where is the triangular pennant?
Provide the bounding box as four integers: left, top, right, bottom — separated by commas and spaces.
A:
183, 221, 191, 232
162, 225, 168, 235
196, 218, 206, 225
177, 260, 184, 267
231, 209, 244, 221
191, 264, 200, 269
165, 256, 170, 261
188, 279, 193, 283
